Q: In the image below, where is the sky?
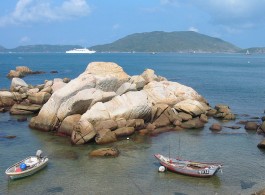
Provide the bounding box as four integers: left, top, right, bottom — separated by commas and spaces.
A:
1, 0, 265, 49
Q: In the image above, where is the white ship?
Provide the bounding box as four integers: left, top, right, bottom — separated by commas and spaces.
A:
66, 48, 96, 54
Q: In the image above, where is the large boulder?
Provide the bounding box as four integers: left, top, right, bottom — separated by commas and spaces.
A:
257, 139, 265, 149
116, 82, 137, 95
58, 114, 81, 136
213, 104, 235, 120
56, 88, 116, 122
7, 66, 32, 78
30, 62, 130, 132
71, 91, 151, 144
114, 127, 135, 137
85, 62, 130, 92
27, 92, 51, 105
10, 103, 42, 115
144, 81, 207, 106
245, 122, 258, 131
81, 91, 151, 123
174, 99, 209, 117
95, 129, 117, 144
0, 91, 16, 107
10, 78, 28, 92
71, 120, 96, 144
129, 75, 146, 90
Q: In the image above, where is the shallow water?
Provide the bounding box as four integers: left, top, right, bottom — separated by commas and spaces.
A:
1, 53, 265, 194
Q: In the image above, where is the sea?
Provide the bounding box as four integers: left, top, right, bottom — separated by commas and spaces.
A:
0, 52, 265, 195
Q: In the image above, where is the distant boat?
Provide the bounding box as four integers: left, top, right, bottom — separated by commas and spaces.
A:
246, 50, 250, 55
154, 154, 222, 178
66, 48, 96, 54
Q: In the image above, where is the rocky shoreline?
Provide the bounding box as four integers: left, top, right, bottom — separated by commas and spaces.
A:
1, 62, 265, 148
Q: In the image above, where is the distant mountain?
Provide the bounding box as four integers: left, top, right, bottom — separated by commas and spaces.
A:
9, 44, 83, 53
239, 47, 265, 54
0, 45, 7, 52
90, 31, 240, 53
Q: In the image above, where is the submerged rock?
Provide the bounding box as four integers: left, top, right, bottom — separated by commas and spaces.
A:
89, 147, 119, 157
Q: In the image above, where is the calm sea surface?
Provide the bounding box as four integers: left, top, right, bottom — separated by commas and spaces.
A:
0, 53, 265, 195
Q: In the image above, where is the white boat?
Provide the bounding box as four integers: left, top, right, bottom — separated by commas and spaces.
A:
5, 150, 48, 180
154, 154, 222, 178
65, 48, 96, 54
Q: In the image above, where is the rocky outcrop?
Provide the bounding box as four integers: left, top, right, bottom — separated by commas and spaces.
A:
89, 147, 119, 157
257, 139, 265, 149
10, 103, 42, 115
213, 104, 235, 120
17, 61, 235, 145
210, 123, 222, 131
7, 66, 45, 78
245, 122, 259, 131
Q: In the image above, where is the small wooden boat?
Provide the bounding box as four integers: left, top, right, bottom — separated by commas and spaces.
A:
5, 150, 48, 180
154, 154, 222, 178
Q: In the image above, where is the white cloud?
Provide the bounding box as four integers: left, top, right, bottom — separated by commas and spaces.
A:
188, 27, 198, 32
20, 36, 30, 43
0, 0, 90, 27
174, 0, 265, 30
112, 24, 120, 30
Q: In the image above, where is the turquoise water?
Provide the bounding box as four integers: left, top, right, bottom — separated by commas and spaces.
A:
1, 53, 265, 194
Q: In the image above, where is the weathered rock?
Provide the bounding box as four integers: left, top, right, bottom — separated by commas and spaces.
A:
0, 91, 16, 107
63, 78, 71, 83
95, 129, 117, 144
174, 99, 209, 117
81, 91, 151, 124
144, 81, 206, 106
7, 66, 32, 78
116, 82, 137, 95
257, 140, 265, 149
126, 119, 145, 130
129, 75, 146, 90
86, 62, 130, 91
260, 121, 265, 132
252, 188, 265, 195
213, 104, 235, 120
56, 88, 115, 122
245, 122, 258, 131
27, 92, 51, 105
10, 103, 42, 115
141, 69, 159, 83
27, 88, 40, 94
89, 147, 119, 157
40, 86, 52, 93
206, 108, 217, 116
209, 123, 222, 131
10, 78, 28, 92
58, 114, 81, 136
181, 118, 204, 129
178, 112, 192, 121
114, 127, 135, 137
94, 119, 118, 131
200, 114, 208, 123
116, 118, 127, 128
7, 70, 25, 78
52, 78, 66, 92
152, 112, 171, 128
71, 120, 96, 144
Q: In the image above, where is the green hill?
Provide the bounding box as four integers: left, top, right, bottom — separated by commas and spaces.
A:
239, 47, 265, 54
10, 44, 83, 53
90, 31, 240, 53
0, 45, 7, 52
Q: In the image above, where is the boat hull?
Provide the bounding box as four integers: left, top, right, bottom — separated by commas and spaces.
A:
154, 154, 222, 178
5, 156, 48, 180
